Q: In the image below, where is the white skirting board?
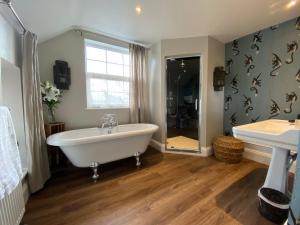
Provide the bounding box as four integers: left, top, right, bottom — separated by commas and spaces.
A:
150, 140, 296, 173
243, 144, 296, 173
243, 147, 272, 165
150, 139, 165, 152
149, 139, 213, 157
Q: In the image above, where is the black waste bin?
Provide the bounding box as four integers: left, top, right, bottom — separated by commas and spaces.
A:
258, 187, 290, 224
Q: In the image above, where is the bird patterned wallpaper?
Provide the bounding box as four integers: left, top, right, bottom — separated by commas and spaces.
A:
224, 16, 300, 136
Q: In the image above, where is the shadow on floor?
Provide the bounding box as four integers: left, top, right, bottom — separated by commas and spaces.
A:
43, 147, 164, 189
216, 168, 276, 225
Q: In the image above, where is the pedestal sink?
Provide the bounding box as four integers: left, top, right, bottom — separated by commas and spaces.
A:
233, 119, 300, 193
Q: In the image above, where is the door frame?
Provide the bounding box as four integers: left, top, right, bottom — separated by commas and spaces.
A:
163, 54, 203, 153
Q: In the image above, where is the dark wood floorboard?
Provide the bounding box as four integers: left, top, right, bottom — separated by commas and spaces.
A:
22, 148, 275, 225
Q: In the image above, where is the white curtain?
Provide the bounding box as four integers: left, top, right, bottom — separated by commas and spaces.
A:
129, 44, 149, 123
22, 31, 50, 193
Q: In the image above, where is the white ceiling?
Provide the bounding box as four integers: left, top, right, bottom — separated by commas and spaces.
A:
13, 0, 300, 45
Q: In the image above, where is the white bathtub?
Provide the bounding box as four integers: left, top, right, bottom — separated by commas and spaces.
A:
46, 124, 158, 168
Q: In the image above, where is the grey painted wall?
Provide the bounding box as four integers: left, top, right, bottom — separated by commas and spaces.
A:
0, 11, 24, 166
148, 41, 163, 142
207, 37, 225, 145
160, 37, 209, 147
38, 30, 131, 130
224, 16, 300, 135
148, 36, 224, 149
0, 11, 22, 67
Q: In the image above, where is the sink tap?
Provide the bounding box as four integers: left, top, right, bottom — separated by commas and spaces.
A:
100, 121, 109, 128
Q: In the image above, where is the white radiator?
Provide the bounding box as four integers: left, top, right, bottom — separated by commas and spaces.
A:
0, 182, 25, 225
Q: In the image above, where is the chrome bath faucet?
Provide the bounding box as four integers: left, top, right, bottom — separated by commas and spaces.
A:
99, 114, 118, 133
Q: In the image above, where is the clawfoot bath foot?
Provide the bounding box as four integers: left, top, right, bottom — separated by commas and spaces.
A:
90, 162, 100, 182
134, 152, 141, 167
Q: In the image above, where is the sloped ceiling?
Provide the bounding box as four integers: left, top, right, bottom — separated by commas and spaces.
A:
12, 0, 300, 45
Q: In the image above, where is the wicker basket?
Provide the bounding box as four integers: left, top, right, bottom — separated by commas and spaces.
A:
213, 136, 244, 163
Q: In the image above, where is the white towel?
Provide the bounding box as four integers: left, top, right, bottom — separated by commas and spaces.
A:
0, 106, 22, 200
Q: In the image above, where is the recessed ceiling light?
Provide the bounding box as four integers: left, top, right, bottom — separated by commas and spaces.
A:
135, 6, 142, 15
287, 0, 297, 8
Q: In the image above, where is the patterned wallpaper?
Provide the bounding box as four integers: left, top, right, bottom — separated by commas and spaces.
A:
224, 16, 300, 135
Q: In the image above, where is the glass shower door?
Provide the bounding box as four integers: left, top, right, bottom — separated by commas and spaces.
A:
166, 56, 200, 152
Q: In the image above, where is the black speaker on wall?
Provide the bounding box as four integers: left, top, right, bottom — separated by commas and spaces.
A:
53, 60, 71, 90
213, 67, 225, 91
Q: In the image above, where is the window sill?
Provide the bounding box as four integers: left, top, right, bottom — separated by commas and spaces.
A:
85, 107, 129, 110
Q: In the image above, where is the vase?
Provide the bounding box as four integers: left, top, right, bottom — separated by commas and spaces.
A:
48, 107, 56, 123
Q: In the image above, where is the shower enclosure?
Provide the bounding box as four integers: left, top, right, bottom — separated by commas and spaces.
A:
165, 56, 200, 152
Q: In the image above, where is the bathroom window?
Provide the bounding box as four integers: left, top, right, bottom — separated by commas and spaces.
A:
85, 39, 130, 109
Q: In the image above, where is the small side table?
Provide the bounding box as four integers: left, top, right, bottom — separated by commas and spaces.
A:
45, 122, 68, 172
45, 122, 65, 137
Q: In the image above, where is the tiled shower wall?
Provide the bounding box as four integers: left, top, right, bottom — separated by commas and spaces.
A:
224, 16, 300, 135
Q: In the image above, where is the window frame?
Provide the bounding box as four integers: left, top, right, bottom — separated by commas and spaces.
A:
84, 39, 130, 109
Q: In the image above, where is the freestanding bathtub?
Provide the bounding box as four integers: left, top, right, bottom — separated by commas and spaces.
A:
47, 123, 159, 180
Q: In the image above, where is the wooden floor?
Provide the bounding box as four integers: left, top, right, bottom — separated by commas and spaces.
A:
22, 148, 275, 225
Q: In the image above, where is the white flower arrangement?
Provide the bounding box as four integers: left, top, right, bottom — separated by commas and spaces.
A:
41, 81, 62, 122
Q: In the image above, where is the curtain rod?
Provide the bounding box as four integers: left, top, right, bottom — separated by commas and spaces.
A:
73, 26, 150, 48
0, 0, 26, 34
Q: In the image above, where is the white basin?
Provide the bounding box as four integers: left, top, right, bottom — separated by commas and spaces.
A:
233, 119, 300, 193
233, 119, 299, 151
